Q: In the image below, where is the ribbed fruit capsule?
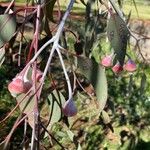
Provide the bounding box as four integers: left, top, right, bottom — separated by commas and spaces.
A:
112, 63, 123, 74
101, 55, 113, 67
124, 60, 136, 72
62, 98, 77, 117
8, 76, 32, 97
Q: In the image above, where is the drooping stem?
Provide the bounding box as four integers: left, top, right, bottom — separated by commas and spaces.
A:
30, 4, 41, 150
56, 47, 72, 99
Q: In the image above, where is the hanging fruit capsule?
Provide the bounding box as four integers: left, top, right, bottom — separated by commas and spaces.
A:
101, 55, 113, 67
62, 98, 77, 117
112, 62, 123, 74
8, 76, 32, 97
124, 59, 136, 72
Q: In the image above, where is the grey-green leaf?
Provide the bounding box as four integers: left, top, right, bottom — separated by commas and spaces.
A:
0, 46, 5, 67
140, 73, 147, 95
44, 90, 66, 137
77, 56, 108, 112
101, 110, 111, 124
0, 14, 16, 48
107, 14, 129, 66
66, 130, 74, 142
47, 90, 66, 125
77, 143, 82, 150
16, 93, 35, 128
44, 0, 56, 22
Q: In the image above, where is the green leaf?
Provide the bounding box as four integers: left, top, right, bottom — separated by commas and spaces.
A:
44, 0, 56, 22
77, 143, 82, 150
140, 73, 147, 95
132, 0, 139, 18
107, 14, 129, 66
101, 110, 111, 124
77, 56, 108, 112
48, 90, 66, 123
80, 0, 87, 6
0, 46, 5, 67
16, 94, 34, 114
16, 93, 35, 128
44, 90, 66, 137
0, 14, 16, 48
66, 130, 74, 142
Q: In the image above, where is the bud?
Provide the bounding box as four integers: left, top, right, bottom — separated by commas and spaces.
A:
124, 60, 136, 72
32, 69, 43, 82
62, 98, 77, 117
101, 55, 113, 67
112, 62, 123, 74
8, 76, 32, 97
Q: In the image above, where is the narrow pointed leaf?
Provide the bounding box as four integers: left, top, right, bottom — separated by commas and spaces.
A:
0, 46, 5, 67
44, 90, 66, 137
107, 14, 129, 66
101, 110, 111, 124
80, 0, 87, 6
77, 143, 82, 150
47, 90, 66, 125
44, 0, 56, 22
140, 73, 147, 95
132, 0, 139, 18
16, 93, 35, 128
77, 56, 107, 112
66, 130, 74, 142
0, 14, 16, 48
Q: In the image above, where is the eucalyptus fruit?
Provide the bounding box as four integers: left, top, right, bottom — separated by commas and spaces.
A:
112, 62, 123, 74
124, 60, 136, 72
101, 55, 113, 67
8, 76, 32, 97
62, 98, 77, 117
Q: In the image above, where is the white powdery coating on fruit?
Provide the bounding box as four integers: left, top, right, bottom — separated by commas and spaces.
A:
62, 98, 77, 117
8, 76, 32, 97
101, 55, 113, 67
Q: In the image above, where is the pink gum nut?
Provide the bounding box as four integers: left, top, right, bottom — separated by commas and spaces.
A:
101, 55, 113, 67
8, 76, 32, 97
62, 98, 77, 117
112, 63, 123, 74
124, 60, 136, 72
32, 69, 43, 82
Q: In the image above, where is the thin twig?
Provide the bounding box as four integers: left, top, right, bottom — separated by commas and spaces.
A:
40, 122, 66, 150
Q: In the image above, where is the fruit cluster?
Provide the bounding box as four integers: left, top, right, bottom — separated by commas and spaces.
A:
101, 54, 137, 74
8, 68, 43, 97
8, 68, 77, 117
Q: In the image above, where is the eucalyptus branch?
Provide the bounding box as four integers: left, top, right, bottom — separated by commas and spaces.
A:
4, 111, 33, 149
20, 118, 27, 148
4, 0, 14, 14
24, 0, 75, 67
35, 0, 75, 98
30, 4, 41, 150
4, 1, 75, 148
